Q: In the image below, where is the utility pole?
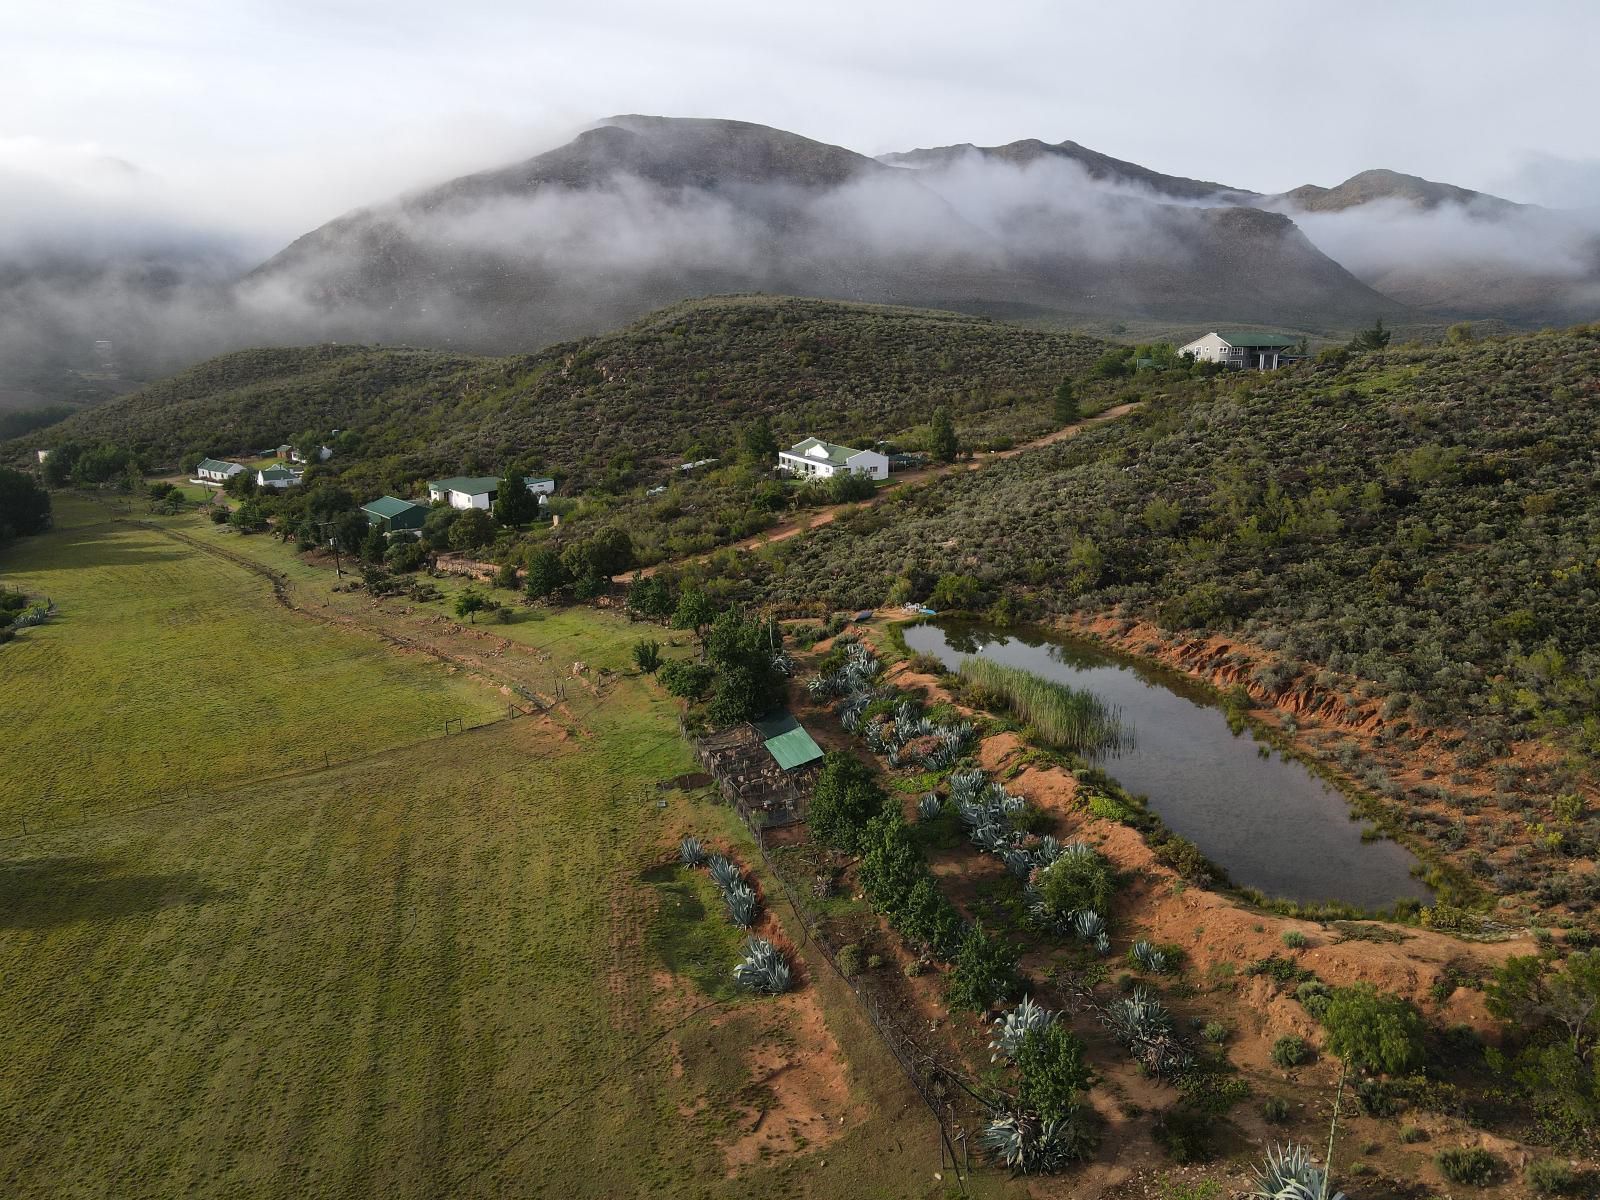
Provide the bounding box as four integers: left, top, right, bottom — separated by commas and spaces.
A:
313, 520, 345, 576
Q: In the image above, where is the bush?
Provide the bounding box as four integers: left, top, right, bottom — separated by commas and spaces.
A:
1526, 1157, 1580, 1195
1014, 1023, 1092, 1121
946, 921, 1019, 1011
1035, 845, 1117, 919
1271, 1035, 1313, 1068
1436, 1147, 1500, 1186
836, 943, 862, 978
1261, 1096, 1291, 1124
1399, 1124, 1428, 1144
632, 638, 663, 674
1321, 983, 1426, 1075
808, 751, 889, 855
658, 659, 714, 700
1152, 1105, 1217, 1163
1281, 930, 1308, 949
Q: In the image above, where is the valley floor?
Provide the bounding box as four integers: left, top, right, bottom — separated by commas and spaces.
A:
0, 498, 978, 1199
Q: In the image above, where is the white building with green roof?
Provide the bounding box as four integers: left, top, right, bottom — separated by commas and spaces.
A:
1180, 331, 1304, 371
361, 495, 429, 533
426, 475, 556, 510
777, 436, 888, 480
255, 464, 304, 489
194, 457, 246, 483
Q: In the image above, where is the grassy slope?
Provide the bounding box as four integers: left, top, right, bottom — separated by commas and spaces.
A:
0, 498, 503, 830
0, 503, 969, 1199
16, 295, 1108, 493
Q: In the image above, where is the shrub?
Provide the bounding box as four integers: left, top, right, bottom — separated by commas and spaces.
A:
1436, 1147, 1500, 1186
836, 943, 863, 978
1295, 980, 1332, 1017
946, 921, 1019, 1011
808, 751, 889, 855
1322, 983, 1426, 1075
1035, 845, 1117, 920
1526, 1157, 1580, 1195
1014, 1023, 1092, 1121
1201, 1021, 1229, 1045
1399, 1124, 1427, 1143
631, 638, 663, 674
658, 659, 714, 700
1153, 1105, 1216, 1163
1261, 1096, 1291, 1124
1271, 1035, 1313, 1069
1281, 930, 1308, 949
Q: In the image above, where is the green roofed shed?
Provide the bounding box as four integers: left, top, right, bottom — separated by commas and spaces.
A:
752, 712, 824, 771
361, 495, 429, 531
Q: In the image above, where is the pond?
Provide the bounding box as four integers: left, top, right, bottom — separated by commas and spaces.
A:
903, 621, 1433, 909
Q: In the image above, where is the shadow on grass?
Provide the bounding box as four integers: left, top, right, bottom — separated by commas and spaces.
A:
0, 855, 224, 928
641, 861, 746, 1001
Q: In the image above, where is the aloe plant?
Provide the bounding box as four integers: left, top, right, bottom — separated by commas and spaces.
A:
1072, 910, 1106, 941
678, 836, 706, 867
917, 792, 943, 820
708, 855, 743, 893
1094, 931, 1112, 956
1130, 940, 1168, 973
1251, 1142, 1347, 1200
988, 994, 1055, 1061
734, 936, 791, 994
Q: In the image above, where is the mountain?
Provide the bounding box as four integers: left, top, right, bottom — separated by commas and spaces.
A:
17, 295, 1109, 487
242, 116, 1401, 349
880, 137, 1257, 203
1273, 167, 1521, 214
1265, 169, 1600, 324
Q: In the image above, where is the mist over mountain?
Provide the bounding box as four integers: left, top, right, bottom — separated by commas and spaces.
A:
3, 115, 1597, 417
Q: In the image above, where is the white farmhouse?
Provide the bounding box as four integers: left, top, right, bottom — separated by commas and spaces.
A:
427, 475, 555, 510
256, 465, 304, 490
777, 437, 888, 481
195, 458, 246, 484
1179, 331, 1302, 370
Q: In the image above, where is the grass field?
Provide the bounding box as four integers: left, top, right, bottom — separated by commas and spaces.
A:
0, 501, 971, 1199
0, 497, 504, 831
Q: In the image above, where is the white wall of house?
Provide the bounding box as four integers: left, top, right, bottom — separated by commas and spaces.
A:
777, 442, 888, 480
428, 485, 494, 510
844, 448, 889, 479
1180, 333, 1232, 364
525, 478, 556, 496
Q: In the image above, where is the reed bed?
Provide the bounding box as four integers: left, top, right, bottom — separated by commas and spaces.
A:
958, 657, 1132, 756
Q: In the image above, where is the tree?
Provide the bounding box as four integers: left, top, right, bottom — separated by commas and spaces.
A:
658, 659, 714, 699
1035, 846, 1116, 919
1321, 983, 1425, 1074
808, 751, 889, 854
703, 608, 783, 725
454, 591, 487, 623
626, 574, 675, 622
741, 416, 778, 464
330, 510, 369, 554
672, 588, 717, 641
223, 469, 257, 499
1349, 316, 1392, 352
632, 638, 663, 674
1053, 377, 1079, 426
0, 467, 51, 539
524, 547, 568, 600
947, 921, 1019, 1011
856, 809, 924, 915
1016, 1023, 1092, 1121
493, 473, 540, 527
1487, 951, 1600, 1132
930, 406, 958, 463
449, 508, 495, 551
360, 524, 388, 564
929, 572, 982, 611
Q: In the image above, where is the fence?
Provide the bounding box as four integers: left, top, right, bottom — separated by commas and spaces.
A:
742, 818, 994, 1193
690, 725, 811, 829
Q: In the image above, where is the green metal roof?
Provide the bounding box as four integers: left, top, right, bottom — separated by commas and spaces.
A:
427, 476, 501, 495
258, 465, 299, 481
362, 495, 427, 521
784, 436, 864, 469
1213, 332, 1302, 348
752, 712, 824, 771
196, 457, 241, 473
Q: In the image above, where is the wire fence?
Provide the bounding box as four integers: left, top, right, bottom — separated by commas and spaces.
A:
742, 818, 995, 1194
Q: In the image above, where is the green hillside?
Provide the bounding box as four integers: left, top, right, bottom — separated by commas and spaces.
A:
19, 296, 1109, 492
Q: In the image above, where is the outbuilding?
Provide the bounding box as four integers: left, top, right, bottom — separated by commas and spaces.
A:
195, 458, 246, 484
256, 465, 304, 490
361, 495, 430, 534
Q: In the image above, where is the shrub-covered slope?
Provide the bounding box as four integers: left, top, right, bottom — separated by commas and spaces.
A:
21, 295, 1108, 488
765, 326, 1600, 740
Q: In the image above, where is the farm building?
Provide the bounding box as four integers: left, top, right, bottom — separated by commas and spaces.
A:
255, 465, 304, 490
427, 475, 555, 509
289, 445, 334, 464
1179, 331, 1303, 370
361, 496, 429, 534
195, 458, 246, 483
692, 710, 824, 828
35, 449, 49, 464
777, 437, 888, 480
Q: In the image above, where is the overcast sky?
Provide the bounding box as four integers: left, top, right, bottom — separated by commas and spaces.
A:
5, 0, 1598, 247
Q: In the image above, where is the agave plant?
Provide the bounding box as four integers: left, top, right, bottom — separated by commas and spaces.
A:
1102, 987, 1191, 1077
948, 768, 989, 808
806, 674, 832, 698
917, 792, 943, 820
1000, 845, 1036, 879
1251, 1142, 1347, 1200
724, 881, 759, 928
988, 995, 1055, 1061
734, 936, 791, 994
1072, 910, 1107, 941
1032, 836, 1063, 869
978, 1110, 1084, 1174
708, 855, 743, 893
972, 823, 1013, 854
678, 836, 706, 867
1130, 940, 1168, 973
1094, 931, 1112, 956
